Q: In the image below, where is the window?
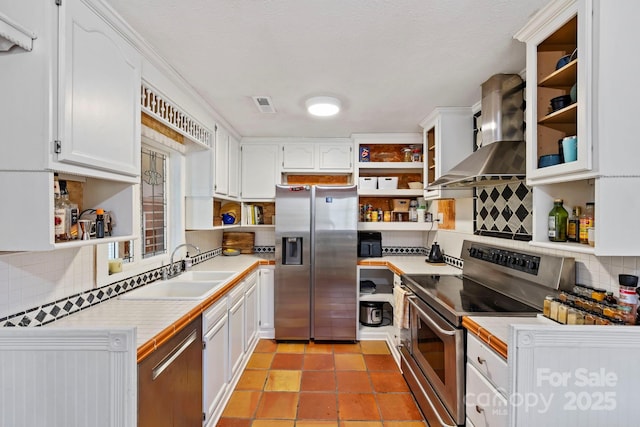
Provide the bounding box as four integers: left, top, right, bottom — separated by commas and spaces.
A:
141, 147, 167, 258
98, 110, 187, 286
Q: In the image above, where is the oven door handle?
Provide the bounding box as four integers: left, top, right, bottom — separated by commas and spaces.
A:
407, 296, 457, 336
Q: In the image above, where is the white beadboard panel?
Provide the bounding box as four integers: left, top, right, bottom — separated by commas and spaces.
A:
0, 246, 95, 319
0, 328, 136, 427
437, 230, 640, 296
509, 325, 640, 426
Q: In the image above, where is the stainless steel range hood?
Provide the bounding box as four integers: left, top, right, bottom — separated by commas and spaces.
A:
429, 74, 526, 189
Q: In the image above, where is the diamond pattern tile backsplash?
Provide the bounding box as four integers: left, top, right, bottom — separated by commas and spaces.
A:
475, 182, 533, 241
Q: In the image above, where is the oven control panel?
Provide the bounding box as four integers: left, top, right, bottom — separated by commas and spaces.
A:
468, 246, 541, 275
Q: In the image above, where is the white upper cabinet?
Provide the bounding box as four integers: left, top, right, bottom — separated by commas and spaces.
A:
186, 124, 238, 200
419, 107, 474, 200
516, 0, 640, 185
57, 0, 141, 178
0, 0, 141, 182
241, 143, 279, 200
0, 0, 140, 250
214, 126, 230, 196
517, 0, 640, 256
282, 144, 315, 170
228, 135, 240, 198
318, 143, 352, 170
280, 139, 353, 172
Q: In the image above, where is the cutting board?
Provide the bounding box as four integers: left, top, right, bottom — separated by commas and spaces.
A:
222, 232, 255, 254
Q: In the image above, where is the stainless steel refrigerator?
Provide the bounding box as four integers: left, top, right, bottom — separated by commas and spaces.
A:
275, 184, 358, 341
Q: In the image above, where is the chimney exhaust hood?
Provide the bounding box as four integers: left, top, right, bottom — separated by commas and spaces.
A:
429, 74, 526, 189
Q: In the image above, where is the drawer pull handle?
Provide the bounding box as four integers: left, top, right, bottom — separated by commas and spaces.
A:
476, 405, 484, 414
477, 356, 485, 364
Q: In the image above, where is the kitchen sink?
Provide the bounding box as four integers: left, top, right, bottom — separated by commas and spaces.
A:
120, 270, 237, 300
178, 271, 237, 282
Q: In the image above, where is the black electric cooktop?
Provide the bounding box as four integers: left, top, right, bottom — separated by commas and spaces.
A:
401, 274, 540, 326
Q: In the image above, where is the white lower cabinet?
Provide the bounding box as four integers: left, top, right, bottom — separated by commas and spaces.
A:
228, 284, 246, 379
202, 299, 229, 425
258, 267, 275, 337
466, 363, 508, 427
466, 333, 508, 427
244, 273, 258, 351
202, 269, 260, 426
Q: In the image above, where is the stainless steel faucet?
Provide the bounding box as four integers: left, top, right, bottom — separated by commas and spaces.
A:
166, 243, 201, 279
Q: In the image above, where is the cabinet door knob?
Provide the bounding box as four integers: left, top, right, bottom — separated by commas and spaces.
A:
477, 356, 485, 364
476, 405, 484, 414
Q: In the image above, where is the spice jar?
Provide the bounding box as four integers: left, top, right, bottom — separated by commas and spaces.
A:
549, 299, 561, 321
557, 303, 569, 324
584, 312, 597, 325
402, 147, 412, 162
591, 288, 606, 302
543, 296, 554, 317
617, 304, 635, 324
618, 274, 639, 311
567, 308, 584, 325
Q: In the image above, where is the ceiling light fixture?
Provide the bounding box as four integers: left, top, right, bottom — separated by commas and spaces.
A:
305, 96, 341, 117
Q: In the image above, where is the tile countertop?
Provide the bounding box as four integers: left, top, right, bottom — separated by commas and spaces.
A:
462, 315, 556, 359
48, 254, 459, 363
49, 255, 266, 362
358, 256, 460, 276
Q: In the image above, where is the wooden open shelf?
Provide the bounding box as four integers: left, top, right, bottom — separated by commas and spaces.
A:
535, 15, 578, 168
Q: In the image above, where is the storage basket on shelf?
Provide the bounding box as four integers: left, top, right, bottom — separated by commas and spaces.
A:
377, 177, 398, 190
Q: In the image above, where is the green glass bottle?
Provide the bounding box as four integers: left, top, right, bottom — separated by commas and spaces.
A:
548, 199, 569, 242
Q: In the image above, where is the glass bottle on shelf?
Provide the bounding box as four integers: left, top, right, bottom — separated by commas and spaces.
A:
567, 206, 581, 243
548, 199, 568, 242
59, 180, 79, 240
579, 202, 595, 244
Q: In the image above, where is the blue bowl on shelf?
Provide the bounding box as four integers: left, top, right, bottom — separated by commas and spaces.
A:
555, 54, 572, 70
538, 154, 562, 168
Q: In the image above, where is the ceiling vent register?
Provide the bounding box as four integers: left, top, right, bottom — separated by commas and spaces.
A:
252, 96, 277, 113
141, 82, 213, 148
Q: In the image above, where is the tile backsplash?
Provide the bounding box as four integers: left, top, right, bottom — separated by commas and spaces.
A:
475, 182, 533, 240
0, 247, 94, 320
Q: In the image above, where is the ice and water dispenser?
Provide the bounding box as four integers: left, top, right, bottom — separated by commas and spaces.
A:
282, 237, 303, 265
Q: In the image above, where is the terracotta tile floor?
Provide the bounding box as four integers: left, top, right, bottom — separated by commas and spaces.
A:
216, 339, 426, 427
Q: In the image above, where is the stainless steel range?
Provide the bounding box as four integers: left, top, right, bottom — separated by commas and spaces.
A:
399, 240, 574, 427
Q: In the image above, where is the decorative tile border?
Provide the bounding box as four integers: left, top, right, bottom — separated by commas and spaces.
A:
382, 246, 424, 255
254, 246, 275, 254
1, 249, 218, 328
443, 254, 464, 269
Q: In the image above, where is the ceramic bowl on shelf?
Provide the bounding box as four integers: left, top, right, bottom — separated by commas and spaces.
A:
570, 83, 577, 103
555, 54, 572, 70
550, 95, 572, 112
408, 182, 423, 189
538, 154, 562, 168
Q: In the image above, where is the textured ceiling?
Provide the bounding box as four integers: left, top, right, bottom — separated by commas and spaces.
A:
105, 0, 549, 138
